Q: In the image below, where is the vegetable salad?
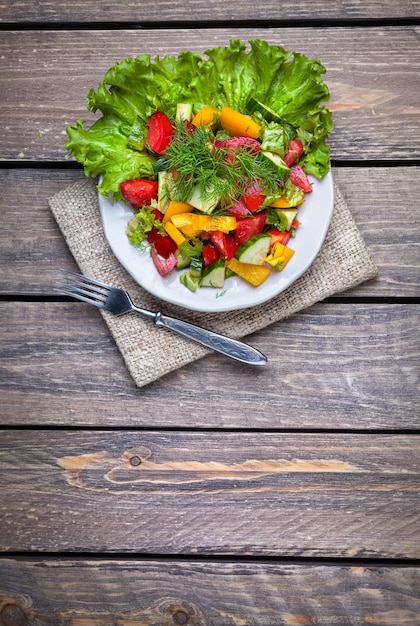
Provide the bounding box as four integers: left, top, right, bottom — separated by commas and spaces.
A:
65, 39, 333, 292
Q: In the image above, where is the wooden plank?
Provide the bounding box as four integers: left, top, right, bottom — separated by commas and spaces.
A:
2, 0, 419, 22
1, 27, 419, 161
0, 302, 418, 429
0, 167, 419, 297
0, 431, 418, 556
0, 559, 419, 625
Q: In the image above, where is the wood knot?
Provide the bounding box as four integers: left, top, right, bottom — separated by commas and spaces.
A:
122, 447, 151, 468
169, 604, 192, 625
0, 604, 26, 626
173, 609, 189, 624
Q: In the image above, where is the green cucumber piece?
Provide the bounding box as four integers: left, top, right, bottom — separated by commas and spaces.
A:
189, 255, 203, 278
275, 208, 298, 231
157, 171, 174, 213
245, 98, 283, 123
176, 103, 193, 121
188, 185, 220, 214
261, 151, 290, 180
180, 272, 200, 292
200, 259, 226, 288
235, 234, 271, 265
175, 249, 191, 270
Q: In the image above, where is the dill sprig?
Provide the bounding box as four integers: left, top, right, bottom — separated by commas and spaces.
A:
164, 121, 283, 208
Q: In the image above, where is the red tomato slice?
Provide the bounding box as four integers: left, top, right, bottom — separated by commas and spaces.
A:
146, 111, 174, 154
284, 139, 304, 167
151, 208, 164, 221
202, 242, 220, 267
289, 165, 312, 193
147, 229, 177, 258
242, 180, 265, 213
210, 231, 238, 261
234, 213, 266, 245
120, 179, 158, 208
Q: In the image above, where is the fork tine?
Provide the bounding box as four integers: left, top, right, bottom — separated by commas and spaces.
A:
55, 281, 107, 303
60, 273, 109, 298
60, 269, 111, 293
54, 284, 107, 309
55, 269, 110, 308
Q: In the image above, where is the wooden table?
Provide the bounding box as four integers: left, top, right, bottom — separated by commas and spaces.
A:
1, 2, 419, 623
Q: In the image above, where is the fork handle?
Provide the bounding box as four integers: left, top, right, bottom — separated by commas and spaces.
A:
152, 312, 267, 366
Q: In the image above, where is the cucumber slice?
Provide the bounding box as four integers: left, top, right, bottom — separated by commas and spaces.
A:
189, 255, 203, 278
188, 184, 220, 214
245, 98, 283, 123
275, 208, 298, 230
261, 151, 290, 180
157, 171, 175, 213
180, 272, 200, 292
176, 103, 193, 122
175, 249, 191, 270
235, 234, 271, 265
200, 259, 226, 288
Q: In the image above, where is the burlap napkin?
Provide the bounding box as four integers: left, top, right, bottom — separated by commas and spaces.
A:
49, 177, 377, 386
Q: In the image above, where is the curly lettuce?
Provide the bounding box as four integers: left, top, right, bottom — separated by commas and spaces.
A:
65, 39, 333, 199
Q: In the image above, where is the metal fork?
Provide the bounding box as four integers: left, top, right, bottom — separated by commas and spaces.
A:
55, 270, 267, 366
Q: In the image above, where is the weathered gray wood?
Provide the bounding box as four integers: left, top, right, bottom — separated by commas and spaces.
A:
0, 559, 418, 625
1, 301, 418, 428
1, 27, 419, 161
1, 166, 418, 297
2, 0, 419, 22
0, 431, 418, 557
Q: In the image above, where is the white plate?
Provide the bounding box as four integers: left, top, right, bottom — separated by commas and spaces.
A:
98, 171, 334, 312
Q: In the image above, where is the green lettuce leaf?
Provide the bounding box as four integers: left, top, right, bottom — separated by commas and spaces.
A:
65, 39, 333, 198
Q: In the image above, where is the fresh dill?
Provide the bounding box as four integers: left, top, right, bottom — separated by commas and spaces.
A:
164, 121, 284, 209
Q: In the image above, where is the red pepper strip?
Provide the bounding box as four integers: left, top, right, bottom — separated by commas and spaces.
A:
267, 228, 291, 247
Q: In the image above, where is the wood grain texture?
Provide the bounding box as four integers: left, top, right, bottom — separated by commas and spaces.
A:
1, 27, 419, 161
0, 559, 419, 626
0, 431, 418, 557
1, 166, 418, 297
1, 301, 419, 429
2, 0, 419, 22
0, 7, 419, 619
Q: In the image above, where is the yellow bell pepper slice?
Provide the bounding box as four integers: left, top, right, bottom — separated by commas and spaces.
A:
164, 222, 187, 248
220, 106, 262, 139
265, 243, 295, 271
171, 213, 237, 233
271, 195, 304, 208
162, 200, 194, 223
270, 196, 291, 208
226, 257, 271, 287
192, 106, 220, 127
